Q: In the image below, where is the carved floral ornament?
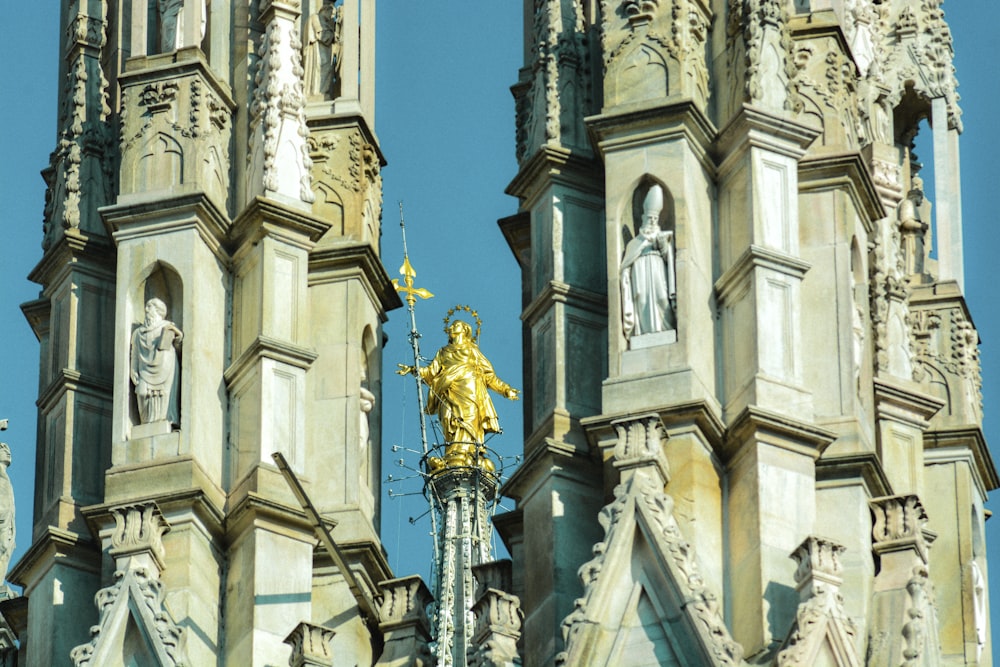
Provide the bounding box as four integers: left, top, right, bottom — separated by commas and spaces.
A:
70, 568, 187, 667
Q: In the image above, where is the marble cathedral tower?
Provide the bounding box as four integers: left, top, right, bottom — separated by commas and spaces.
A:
6, 1, 997, 666
497, 0, 996, 665
9, 1, 404, 665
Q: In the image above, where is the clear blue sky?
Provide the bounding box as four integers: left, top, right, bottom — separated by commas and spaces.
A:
2, 1, 999, 647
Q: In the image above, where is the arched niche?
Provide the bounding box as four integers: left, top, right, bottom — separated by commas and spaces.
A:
128, 262, 185, 430
618, 175, 678, 343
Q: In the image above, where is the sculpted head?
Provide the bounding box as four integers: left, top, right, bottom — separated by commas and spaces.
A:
144, 298, 168, 326
447, 320, 472, 344
0, 443, 11, 467
641, 184, 664, 232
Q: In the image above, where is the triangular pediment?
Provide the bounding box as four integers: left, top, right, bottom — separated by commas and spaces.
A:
70, 568, 186, 667
557, 468, 745, 667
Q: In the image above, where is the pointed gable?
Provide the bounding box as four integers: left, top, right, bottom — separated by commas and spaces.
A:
556, 414, 745, 667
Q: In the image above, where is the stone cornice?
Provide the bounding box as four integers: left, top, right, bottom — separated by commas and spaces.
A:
305, 113, 385, 167
36, 368, 113, 414
7, 526, 100, 592
103, 191, 231, 264
798, 151, 885, 234
521, 280, 607, 328
924, 426, 1000, 495
787, 10, 852, 55
491, 508, 524, 559
714, 244, 812, 304
82, 486, 226, 545
500, 437, 599, 504
716, 104, 820, 179
815, 452, 893, 498
723, 407, 837, 464
224, 335, 319, 389
20, 297, 50, 342
120, 46, 236, 111
498, 211, 530, 271
873, 377, 944, 429
230, 196, 332, 258
582, 399, 726, 461
308, 243, 403, 315
908, 280, 974, 328
505, 145, 603, 205
586, 99, 718, 176
27, 229, 115, 289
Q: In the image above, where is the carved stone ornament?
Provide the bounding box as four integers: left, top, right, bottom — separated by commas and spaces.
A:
611, 413, 669, 480
375, 576, 433, 667
109, 502, 170, 572
776, 537, 861, 667
70, 568, 187, 667
870, 494, 930, 564
468, 588, 523, 667
284, 622, 336, 667
726, 0, 800, 116
514, 0, 593, 163
248, 0, 316, 205
556, 462, 743, 666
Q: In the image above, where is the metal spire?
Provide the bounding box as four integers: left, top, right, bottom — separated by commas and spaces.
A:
392, 202, 434, 458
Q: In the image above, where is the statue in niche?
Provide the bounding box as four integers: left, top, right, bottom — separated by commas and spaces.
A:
359, 373, 375, 482
157, 0, 207, 53
304, 0, 343, 99
397, 320, 518, 472
0, 437, 14, 588
131, 298, 183, 426
621, 184, 676, 340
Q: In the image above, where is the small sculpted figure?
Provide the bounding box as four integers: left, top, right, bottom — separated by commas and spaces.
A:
304, 0, 342, 99
621, 184, 676, 339
398, 320, 518, 472
131, 298, 183, 426
0, 443, 14, 586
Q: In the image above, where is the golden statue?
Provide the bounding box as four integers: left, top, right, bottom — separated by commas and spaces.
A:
398, 320, 518, 472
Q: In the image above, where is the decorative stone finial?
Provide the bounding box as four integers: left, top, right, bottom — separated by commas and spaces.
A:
870, 495, 931, 564
610, 414, 670, 483
284, 622, 335, 667
109, 503, 170, 574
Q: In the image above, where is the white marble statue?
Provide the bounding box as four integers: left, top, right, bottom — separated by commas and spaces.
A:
131, 298, 184, 426
621, 184, 676, 339
157, 0, 207, 53
0, 442, 14, 586
304, 0, 342, 99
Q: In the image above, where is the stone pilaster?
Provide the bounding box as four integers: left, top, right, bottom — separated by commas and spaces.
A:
247, 0, 315, 209
716, 107, 819, 422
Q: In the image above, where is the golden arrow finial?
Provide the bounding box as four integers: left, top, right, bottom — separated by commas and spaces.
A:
393, 255, 434, 307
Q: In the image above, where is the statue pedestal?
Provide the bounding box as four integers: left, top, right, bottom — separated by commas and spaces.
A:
131, 421, 173, 439
628, 329, 677, 350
